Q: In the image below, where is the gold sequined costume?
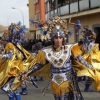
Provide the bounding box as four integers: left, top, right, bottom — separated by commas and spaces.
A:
0, 42, 36, 89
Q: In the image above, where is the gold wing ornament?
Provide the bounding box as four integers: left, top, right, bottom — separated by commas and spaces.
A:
72, 43, 100, 91
30, 51, 52, 79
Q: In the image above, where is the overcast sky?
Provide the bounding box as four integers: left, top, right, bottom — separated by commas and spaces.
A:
0, 0, 29, 28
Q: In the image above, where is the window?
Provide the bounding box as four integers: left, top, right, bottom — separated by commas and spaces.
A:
34, 13, 40, 20
34, 0, 39, 4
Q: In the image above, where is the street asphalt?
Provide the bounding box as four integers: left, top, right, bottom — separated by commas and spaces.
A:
0, 78, 100, 100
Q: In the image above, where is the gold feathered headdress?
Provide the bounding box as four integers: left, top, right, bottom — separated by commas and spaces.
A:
30, 16, 72, 39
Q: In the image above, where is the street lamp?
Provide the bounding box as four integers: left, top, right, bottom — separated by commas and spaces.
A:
12, 7, 24, 25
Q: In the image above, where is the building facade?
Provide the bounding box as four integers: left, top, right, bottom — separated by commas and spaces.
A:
28, 0, 46, 40
28, 0, 100, 44
27, 0, 35, 39
45, 0, 100, 43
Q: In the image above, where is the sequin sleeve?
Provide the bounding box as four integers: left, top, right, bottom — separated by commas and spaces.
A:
71, 43, 83, 58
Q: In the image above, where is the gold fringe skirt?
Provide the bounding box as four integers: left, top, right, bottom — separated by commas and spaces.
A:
51, 80, 73, 96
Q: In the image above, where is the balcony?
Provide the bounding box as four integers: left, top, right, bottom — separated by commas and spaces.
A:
70, 2, 78, 13
45, 0, 100, 20
90, 0, 100, 8
60, 5, 69, 15
79, 0, 89, 11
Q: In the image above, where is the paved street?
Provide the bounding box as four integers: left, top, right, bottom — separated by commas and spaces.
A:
0, 78, 100, 100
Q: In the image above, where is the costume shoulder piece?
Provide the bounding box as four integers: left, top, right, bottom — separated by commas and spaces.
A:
5, 42, 15, 52
71, 43, 83, 58
92, 43, 99, 52
42, 44, 73, 68
6, 42, 14, 48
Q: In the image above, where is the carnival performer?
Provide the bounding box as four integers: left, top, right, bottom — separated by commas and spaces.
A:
78, 28, 97, 92
69, 17, 100, 92
20, 16, 100, 100
0, 23, 36, 100
69, 18, 100, 93
0, 35, 23, 100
